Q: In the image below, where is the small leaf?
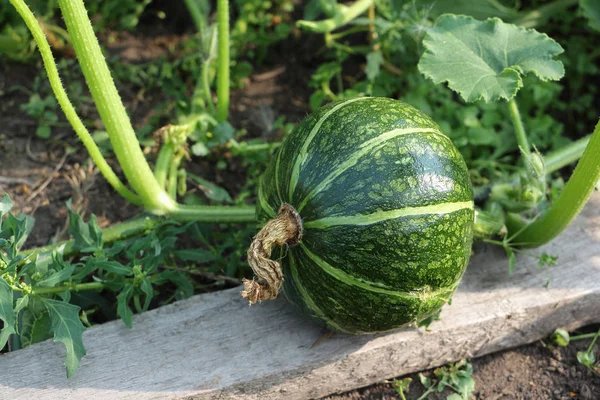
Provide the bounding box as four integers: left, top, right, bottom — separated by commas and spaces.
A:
96, 260, 132, 275
36, 261, 75, 288
550, 328, 570, 347
581, 0, 600, 32
140, 278, 154, 311
419, 373, 432, 389
213, 121, 235, 144
36, 124, 51, 139
418, 14, 564, 103
43, 299, 87, 378
67, 201, 103, 253
0, 194, 12, 220
366, 51, 383, 80
117, 285, 134, 328
1, 213, 35, 255
189, 175, 233, 204
0, 277, 16, 350
577, 350, 596, 367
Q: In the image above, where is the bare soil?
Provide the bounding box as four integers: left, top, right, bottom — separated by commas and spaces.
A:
326, 330, 600, 399
0, 20, 598, 400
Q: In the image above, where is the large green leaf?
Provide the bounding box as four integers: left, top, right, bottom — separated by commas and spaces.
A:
0, 277, 16, 350
43, 299, 87, 378
581, 0, 600, 32
418, 14, 564, 103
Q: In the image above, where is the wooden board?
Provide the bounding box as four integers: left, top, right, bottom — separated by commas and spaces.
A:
1, 193, 600, 400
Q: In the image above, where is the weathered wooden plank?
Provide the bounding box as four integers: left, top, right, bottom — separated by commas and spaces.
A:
1, 193, 599, 400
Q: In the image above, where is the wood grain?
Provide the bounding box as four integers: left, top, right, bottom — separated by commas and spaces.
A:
1, 194, 599, 400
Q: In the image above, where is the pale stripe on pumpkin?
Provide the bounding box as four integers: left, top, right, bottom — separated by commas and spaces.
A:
288, 97, 370, 200
288, 252, 353, 333
303, 201, 474, 229
300, 243, 437, 300
297, 127, 444, 211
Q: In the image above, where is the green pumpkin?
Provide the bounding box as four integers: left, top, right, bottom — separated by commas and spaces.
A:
255, 97, 474, 333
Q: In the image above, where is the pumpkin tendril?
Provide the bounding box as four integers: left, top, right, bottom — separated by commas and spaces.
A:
242, 204, 303, 304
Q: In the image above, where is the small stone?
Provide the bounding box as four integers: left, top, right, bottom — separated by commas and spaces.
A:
581, 384, 593, 400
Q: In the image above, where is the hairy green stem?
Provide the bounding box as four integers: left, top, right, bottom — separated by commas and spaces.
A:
33, 281, 105, 295
57, 0, 176, 213
297, 0, 373, 33
9, 0, 141, 206
216, 0, 230, 122
510, 119, 600, 247
571, 331, 600, 342
508, 98, 531, 158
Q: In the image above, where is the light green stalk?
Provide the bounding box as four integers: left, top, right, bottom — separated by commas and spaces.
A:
9, 0, 141, 205
510, 119, 600, 247
56, 0, 176, 213
216, 0, 230, 121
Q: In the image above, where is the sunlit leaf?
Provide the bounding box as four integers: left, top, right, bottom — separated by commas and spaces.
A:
117, 285, 134, 328
418, 14, 564, 103
43, 299, 87, 378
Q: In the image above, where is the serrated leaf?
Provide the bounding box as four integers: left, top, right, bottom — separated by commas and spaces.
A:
366, 51, 383, 80
1, 213, 35, 256
581, 0, 600, 32
418, 14, 564, 103
43, 299, 87, 378
67, 200, 103, 253
117, 285, 134, 328
20, 308, 52, 347
0, 277, 16, 350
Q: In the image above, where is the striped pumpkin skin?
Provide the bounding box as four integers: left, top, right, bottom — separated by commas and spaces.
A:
257, 97, 474, 334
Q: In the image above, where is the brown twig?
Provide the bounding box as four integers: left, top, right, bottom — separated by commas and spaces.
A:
26, 151, 68, 203
159, 265, 242, 286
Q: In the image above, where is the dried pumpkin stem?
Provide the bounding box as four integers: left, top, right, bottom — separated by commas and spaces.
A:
242, 204, 303, 304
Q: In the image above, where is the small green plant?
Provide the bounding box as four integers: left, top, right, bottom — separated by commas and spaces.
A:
418, 360, 475, 400
550, 327, 600, 377
393, 377, 412, 400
